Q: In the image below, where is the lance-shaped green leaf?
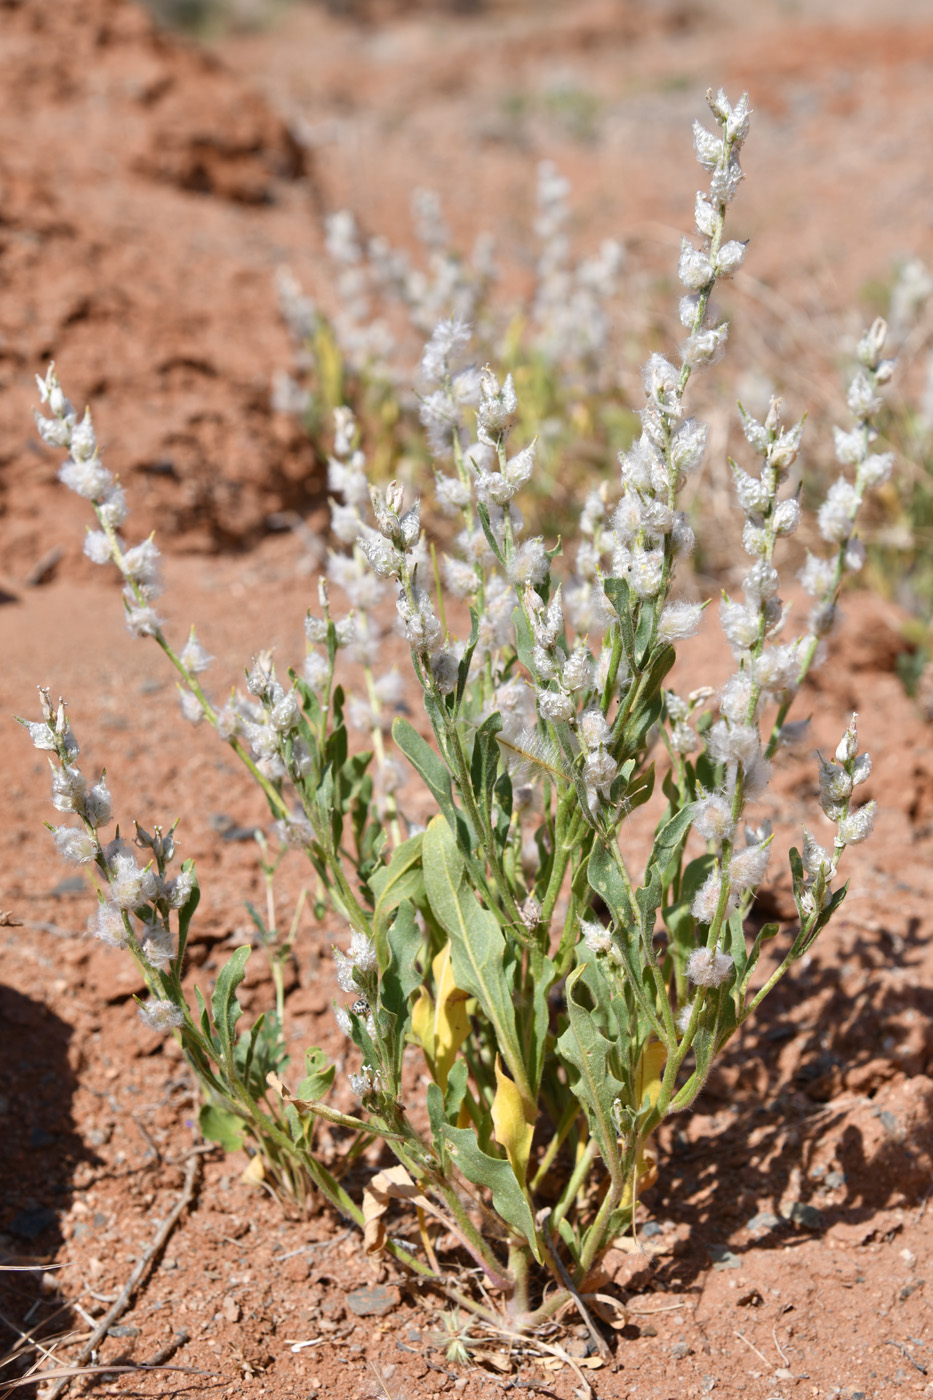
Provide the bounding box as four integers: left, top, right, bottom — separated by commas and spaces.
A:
741, 917, 780, 991
526, 953, 558, 1095
426, 1082, 449, 1170
266, 1070, 405, 1140
799, 882, 848, 955
426, 1059, 470, 1170
239, 1011, 268, 1092
511, 602, 536, 676
199, 1103, 246, 1153
380, 899, 423, 1029
614, 760, 655, 816
556, 966, 625, 1173
652, 803, 698, 880
393, 716, 456, 822
211, 946, 250, 1076
194, 984, 212, 1043
444, 1125, 540, 1257
635, 866, 663, 944
422, 815, 530, 1106
602, 577, 635, 663
295, 1046, 336, 1102
470, 712, 503, 830
587, 838, 635, 932
174, 859, 200, 968
634, 804, 698, 946
578, 952, 630, 1043
289, 668, 323, 733
393, 717, 477, 861
454, 608, 481, 712
370, 832, 425, 954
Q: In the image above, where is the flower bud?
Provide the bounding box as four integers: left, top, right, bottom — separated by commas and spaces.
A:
856, 317, 887, 370
713, 240, 747, 277
836, 802, 876, 845
694, 192, 718, 237
772, 498, 800, 536
835, 715, 859, 764
678, 239, 713, 291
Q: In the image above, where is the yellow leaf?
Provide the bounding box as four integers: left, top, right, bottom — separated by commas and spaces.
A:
241, 1155, 265, 1187
491, 1055, 535, 1187
634, 1038, 666, 1115
618, 1039, 666, 1210
410, 944, 471, 1092
410, 987, 435, 1062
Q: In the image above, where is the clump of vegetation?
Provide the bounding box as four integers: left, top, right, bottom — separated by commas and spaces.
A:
22, 89, 889, 1337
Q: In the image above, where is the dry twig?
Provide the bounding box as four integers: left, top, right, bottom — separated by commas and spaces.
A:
734, 1329, 772, 1368
537, 1210, 610, 1361
40, 1150, 201, 1400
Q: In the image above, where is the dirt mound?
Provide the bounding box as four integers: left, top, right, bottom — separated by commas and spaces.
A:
0, 0, 323, 583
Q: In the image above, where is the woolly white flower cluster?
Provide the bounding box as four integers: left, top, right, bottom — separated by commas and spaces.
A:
34, 364, 219, 728
34, 365, 165, 639
276, 169, 622, 400
796, 714, 875, 919
799, 317, 895, 640
531, 160, 624, 382
20, 689, 195, 1030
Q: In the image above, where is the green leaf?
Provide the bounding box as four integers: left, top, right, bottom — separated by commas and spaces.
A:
443, 1057, 470, 1124
426, 1082, 449, 1167
691, 1018, 717, 1085
455, 608, 481, 712
194, 984, 211, 1042
199, 1103, 246, 1153
526, 954, 558, 1095
379, 900, 424, 1082
557, 1215, 580, 1259
556, 966, 625, 1172
578, 951, 630, 1042
444, 1126, 539, 1255
475, 500, 506, 566
652, 803, 698, 877
512, 603, 536, 677
324, 718, 348, 773
602, 577, 635, 661
296, 1046, 336, 1102
392, 717, 458, 830
493, 770, 513, 853
174, 859, 200, 968
422, 816, 529, 1105
723, 908, 749, 984
211, 946, 250, 1074
472, 713, 503, 839
635, 865, 663, 939
615, 761, 655, 815
380, 899, 424, 1011
800, 882, 848, 953
290, 668, 323, 732
741, 918, 780, 991
587, 839, 634, 928
238, 1011, 267, 1089
370, 832, 425, 953
634, 600, 657, 659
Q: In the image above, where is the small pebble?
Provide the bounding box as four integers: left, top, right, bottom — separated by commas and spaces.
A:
780, 1201, 824, 1230
746, 1211, 781, 1236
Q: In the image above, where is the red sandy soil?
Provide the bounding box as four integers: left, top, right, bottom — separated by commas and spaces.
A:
2, 2, 933, 1398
